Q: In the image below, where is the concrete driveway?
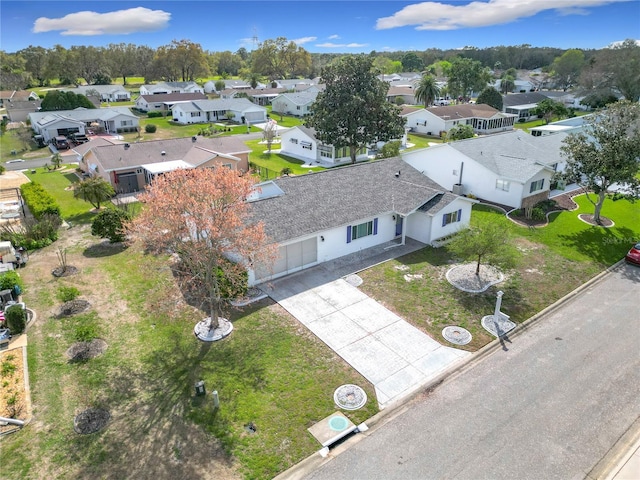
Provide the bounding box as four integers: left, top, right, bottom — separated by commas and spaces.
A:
263, 266, 470, 408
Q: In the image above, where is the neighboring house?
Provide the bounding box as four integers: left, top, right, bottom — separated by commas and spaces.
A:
270, 91, 319, 117
272, 79, 316, 91
64, 85, 131, 102
540, 90, 591, 111
5, 99, 42, 122
139, 81, 204, 95
135, 92, 207, 113
219, 87, 286, 106
0, 90, 40, 106
403, 104, 516, 137
203, 79, 252, 94
502, 91, 550, 121
279, 126, 370, 166
247, 156, 476, 285
402, 129, 566, 209
28, 107, 139, 141
78, 136, 251, 194
493, 79, 536, 93
387, 86, 417, 105
529, 115, 590, 137
170, 98, 267, 125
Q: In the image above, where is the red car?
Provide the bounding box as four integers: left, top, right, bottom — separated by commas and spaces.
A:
625, 242, 640, 266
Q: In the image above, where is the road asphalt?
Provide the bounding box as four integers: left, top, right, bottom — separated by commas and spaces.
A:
276, 261, 640, 480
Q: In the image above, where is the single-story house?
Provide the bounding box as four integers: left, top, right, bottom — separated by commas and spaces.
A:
139, 81, 204, 96
78, 136, 251, 194
271, 91, 319, 117
170, 98, 268, 125
248, 156, 476, 285
5, 99, 42, 122
28, 107, 139, 142
64, 85, 131, 102
403, 104, 516, 137
203, 79, 253, 94
219, 87, 286, 106
529, 115, 590, 137
0, 90, 40, 107
272, 79, 316, 91
402, 129, 567, 209
502, 92, 550, 121
135, 92, 207, 113
387, 86, 417, 105
279, 126, 370, 166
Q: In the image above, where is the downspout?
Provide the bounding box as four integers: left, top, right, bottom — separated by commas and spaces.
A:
400, 215, 406, 246
459, 161, 464, 185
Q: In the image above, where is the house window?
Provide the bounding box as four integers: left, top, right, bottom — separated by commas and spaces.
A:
319, 145, 332, 158
496, 179, 510, 191
530, 178, 545, 193
121, 120, 133, 126
290, 138, 298, 144
347, 219, 378, 243
442, 209, 462, 226
190, 112, 201, 117
222, 163, 232, 169
301, 141, 312, 150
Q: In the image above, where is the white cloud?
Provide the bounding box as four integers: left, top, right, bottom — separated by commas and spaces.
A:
316, 42, 368, 48
33, 7, 170, 36
376, 0, 627, 31
328, 34, 340, 39
292, 36, 317, 45
606, 38, 640, 47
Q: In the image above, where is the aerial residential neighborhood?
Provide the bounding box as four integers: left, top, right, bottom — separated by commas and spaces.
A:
0, 1, 639, 479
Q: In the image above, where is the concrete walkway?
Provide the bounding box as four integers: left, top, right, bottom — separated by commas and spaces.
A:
261, 239, 470, 408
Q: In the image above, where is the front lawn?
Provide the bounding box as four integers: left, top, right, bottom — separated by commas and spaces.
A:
358, 196, 639, 351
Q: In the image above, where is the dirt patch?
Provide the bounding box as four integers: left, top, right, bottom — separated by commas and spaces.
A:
52, 265, 80, 277
66, 339, 107, 362
73, 407, 110, 434
58, 299, 91, 317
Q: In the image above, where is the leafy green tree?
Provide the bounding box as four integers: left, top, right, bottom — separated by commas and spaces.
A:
560, 100, 640, 225
401, 52, 424, 72
51, 153, 62, 170
19, 45, 51, 86
499, 75, 515, 94
91, 208, 131, 243
446, 124, 475, 142
214, 80, 226, 92
305, 55, 405, 164
105, 43, 138, 85
476, 86, 503, 110
551, 49, 585, 91
532, 98, 568, 124
251, 37, 311, 79
73, 177, 115, 210
447, 57, 490, 100
414, 74, 440, 107
41, 91, 95, 111
580, 92, 618, 109
244, 71, 262, 89
376, 140, 401, 159
446, 217, 517, 275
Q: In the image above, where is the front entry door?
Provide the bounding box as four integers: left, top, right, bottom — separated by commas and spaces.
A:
395, 216, 403, 236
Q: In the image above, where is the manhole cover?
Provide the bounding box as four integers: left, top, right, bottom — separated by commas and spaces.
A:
328, 415, 350, 431
334, 384, 367, 410
442, 326, 472, 345
344, 274, 363, 287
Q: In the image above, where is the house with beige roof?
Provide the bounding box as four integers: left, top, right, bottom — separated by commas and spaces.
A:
78, 136, 251, 194
170, 98, 267, 125
135, 92, 207, 113
403, 104, 517, 137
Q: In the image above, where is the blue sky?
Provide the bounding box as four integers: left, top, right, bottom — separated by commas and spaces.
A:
1, 0, 639, 54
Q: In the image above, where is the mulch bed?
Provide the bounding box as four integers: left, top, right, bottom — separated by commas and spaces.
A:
66, 339, 108, 362
52, 265, 80, 277
73, 407, 110, 434
578, 214, 614, 227
58, 299, 91, 317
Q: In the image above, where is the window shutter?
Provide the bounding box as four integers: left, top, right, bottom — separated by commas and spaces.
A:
457, 209, 462, 222
442, 214, 447, 227
373, 218, 378, 235
541, 178, 544, 188
347, 225, 352, 243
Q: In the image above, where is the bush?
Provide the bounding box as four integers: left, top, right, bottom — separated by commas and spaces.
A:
5, 305, 26, 334
57, 285, 80, 303
74, 322, 100, 342
91, 208, 131, 243
531, 207, 546, 221
20, 182, 61, 219
145, 124, 157, 133
147, 111, 163, 118
0, 271, 24, 292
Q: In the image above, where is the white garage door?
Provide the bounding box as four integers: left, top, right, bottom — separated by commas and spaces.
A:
270, 237, 318, 278
244, 111, 264, 124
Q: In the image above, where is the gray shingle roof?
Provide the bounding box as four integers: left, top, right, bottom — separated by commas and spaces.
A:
139, 93, 207, 103
249, 157, 458, 243
449, 129, 566, 182
426, 103, 502, 119
29, 107, 136, 125
502, 92, 549, 107
177, 98, 264, 112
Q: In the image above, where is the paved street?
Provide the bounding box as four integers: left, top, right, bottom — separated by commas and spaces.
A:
300, 263, 640, 480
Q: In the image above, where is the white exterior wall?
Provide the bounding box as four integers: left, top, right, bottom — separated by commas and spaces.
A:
280, 128, 317, 163
522, 170, 553, 201
406, 111, 445, 136
36, 120, 85, 142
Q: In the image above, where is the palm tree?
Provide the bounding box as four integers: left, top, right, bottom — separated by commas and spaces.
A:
500, 75, 515, 95
244, 71, 262, 89
414, 74, 440, 107
51, 153, 62, 170
73, 177, 115, 210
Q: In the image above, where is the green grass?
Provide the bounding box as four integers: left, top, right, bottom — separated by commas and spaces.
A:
24, 165, 98, 224
1, 128, 50, 161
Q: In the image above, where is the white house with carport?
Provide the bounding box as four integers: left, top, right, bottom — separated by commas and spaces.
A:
247, 156, 476, 285
403, 104, 516, 137
279, 125, 370, 166
271, 91, 318, 117
64, 85, 131, 102
135, 92, 207, 113
28, 107, 139, 141
402, 129, 565, 210
139, 81, 204, 95
170, 98, 267, 125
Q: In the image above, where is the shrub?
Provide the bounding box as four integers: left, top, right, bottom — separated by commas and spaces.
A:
20, 182, 61, 219
0, 271, 24, 292
280, 167, 293, 176
0, 165, 5, 175
531, 207, 546, 221
57, 285, 80, 303
74, 322, 100, 342
147, 111, 163, 118
5, 305, 26, 334
91, 208, 131, 243
145, 124, 157, 133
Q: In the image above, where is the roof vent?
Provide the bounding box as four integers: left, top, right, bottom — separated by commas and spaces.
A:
161, 151, 166, 156
395, 171, 401, 178
192, 136, 197, 142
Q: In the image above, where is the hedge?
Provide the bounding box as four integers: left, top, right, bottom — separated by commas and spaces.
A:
20, 182, 60, 219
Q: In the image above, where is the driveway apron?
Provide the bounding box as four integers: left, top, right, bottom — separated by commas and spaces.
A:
263, 266, 470, 408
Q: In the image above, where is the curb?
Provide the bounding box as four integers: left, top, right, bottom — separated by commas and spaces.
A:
274, 261, 625, 480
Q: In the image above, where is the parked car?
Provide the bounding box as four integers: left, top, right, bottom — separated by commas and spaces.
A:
69, 133, 89, 144
625, 242, 640, 266
54, 135, 70, 150
5, 159, 25, 164
0, 328, 11, 341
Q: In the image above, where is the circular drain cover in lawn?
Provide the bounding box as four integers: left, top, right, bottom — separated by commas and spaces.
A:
442, 326, 472, 345
328, 415, 350, 431
334, 384, 367, 410
74, 407, 110, 434
344, 274, 363, 287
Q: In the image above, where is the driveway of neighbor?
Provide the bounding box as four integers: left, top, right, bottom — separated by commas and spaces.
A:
263, 266, 470, 408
